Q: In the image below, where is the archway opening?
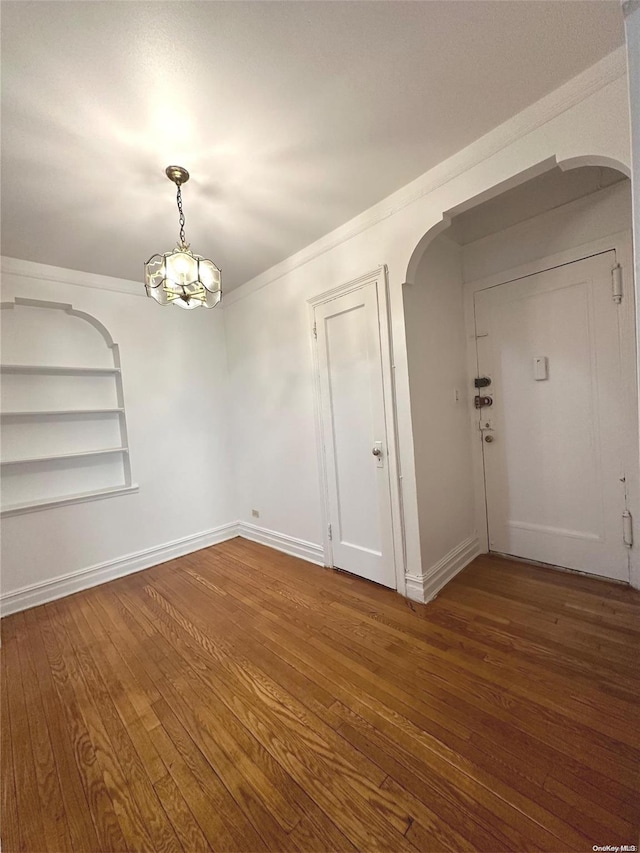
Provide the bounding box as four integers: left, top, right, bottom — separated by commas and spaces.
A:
403, 163, 637, 594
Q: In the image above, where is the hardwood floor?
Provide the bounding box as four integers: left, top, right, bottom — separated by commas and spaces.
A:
2, 539, 639, 852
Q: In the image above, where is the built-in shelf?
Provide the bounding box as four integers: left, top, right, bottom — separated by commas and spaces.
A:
1, 447, 128, 466
0, 300, 134, 517
1, 408, 124, 418
0, 483, 140, 517
0, 364, 121, 375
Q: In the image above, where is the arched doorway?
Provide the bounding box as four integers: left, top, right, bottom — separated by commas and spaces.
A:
403, 163, 638, 595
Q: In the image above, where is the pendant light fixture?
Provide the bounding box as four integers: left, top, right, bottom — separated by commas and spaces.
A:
144, 166, 222, 310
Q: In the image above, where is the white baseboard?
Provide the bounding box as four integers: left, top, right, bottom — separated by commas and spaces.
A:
236, 521, 325, 565
4, 519, 476, 616
0, 521, 325, 616
0, 522, 239, 617
405, 535, 481, 604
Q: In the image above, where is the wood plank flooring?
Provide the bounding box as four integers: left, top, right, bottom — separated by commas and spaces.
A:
2, 539, 639, 852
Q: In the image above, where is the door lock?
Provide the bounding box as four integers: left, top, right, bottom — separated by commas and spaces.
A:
474, 376, 492, 388
484, 434, 494, 443
474, 395, 493, 409
372, 441, 384, 467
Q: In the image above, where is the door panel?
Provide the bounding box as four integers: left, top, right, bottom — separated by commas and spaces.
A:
475, 251, 629, 581
315, 282, 395, 588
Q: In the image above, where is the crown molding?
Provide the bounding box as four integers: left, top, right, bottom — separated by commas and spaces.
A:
1, 256, 144, 298
1, 48, 627, 307
224, 46, 627, 307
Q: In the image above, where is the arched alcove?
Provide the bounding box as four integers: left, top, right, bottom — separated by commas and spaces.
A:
402, 159, 638, 598
0, 298, 136, 514
404, 155, 632, 286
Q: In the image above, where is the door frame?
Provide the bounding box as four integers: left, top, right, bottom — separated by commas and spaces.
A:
463, 230, 639, 580
308, 266, 406, 595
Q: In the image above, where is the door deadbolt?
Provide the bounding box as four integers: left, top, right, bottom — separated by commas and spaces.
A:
484, 434, 494, 443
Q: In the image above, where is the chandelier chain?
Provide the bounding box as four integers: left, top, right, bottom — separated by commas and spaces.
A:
176, 184, 187, 247
144, 165, 221, 309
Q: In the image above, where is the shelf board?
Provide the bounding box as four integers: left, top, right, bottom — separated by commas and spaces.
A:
1, 408, 124, 418
1, 483, 140, 517
1, 447, 128, 466
0, 364, 120, 375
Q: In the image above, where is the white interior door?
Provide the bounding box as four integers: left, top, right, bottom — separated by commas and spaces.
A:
315, 281, 396, 588
475, 251, 631, 581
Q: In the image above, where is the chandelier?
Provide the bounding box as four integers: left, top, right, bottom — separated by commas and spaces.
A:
144, 166, 222, 310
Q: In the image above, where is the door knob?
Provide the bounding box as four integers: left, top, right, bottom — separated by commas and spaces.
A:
484, 434, 494, 443
372, 447, 382, 456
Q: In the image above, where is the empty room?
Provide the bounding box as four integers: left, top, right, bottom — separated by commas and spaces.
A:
1, 1, 639, 851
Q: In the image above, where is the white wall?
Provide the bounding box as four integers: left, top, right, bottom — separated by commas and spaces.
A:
462, 181, 632, 284
404, 237, 475, 573
223, 277, 322, 545
1, 261, 234, 612
224, 51, 632, 595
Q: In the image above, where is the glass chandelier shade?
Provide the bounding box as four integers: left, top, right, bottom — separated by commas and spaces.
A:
144, 166, 222, 310
145, 248, 222, 310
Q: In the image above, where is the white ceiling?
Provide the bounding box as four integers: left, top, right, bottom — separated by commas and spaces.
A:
1, 1, 625, 291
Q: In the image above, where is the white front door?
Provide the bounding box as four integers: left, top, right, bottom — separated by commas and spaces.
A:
314, 281, 396, 588
475, 251, 631, 581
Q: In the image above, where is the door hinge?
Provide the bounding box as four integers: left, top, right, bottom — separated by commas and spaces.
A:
327, 523, 332, 541
312, 322, 317, 340
612, 263, 623, 303
623, 510, 633, 547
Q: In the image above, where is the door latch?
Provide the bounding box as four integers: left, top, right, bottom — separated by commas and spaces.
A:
474, 395, 493, 409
